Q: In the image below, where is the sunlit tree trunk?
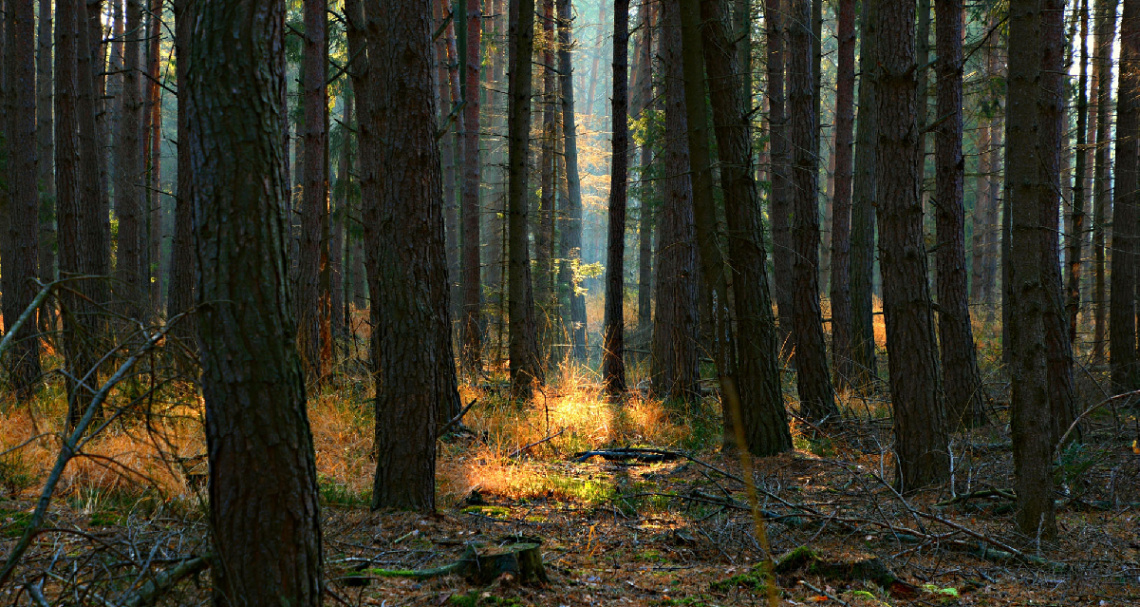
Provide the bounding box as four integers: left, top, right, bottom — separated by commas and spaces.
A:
557, 0, 588, 361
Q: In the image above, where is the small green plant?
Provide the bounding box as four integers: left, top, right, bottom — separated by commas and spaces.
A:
318, 475, 368, 507
0, 451, 36, 496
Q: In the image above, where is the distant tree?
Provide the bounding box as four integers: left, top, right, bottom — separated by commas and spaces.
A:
1068, 0, 1090, 344
507, 0, 543, 397
536, 0, 558, 339
3, 0, 42, 396
788, 0, 838, 422
168, 0, 196, 360
115, 0, 144, 320
186, 0, 323, 601
764, 0, 794, 352
460, 0, 484, 374
877, 0, 949, 490
299, 0, 330, 379
829, 0, 855, 388
634, 1, 655, 336
602, 0, 630, 396
557, 0, 588, 362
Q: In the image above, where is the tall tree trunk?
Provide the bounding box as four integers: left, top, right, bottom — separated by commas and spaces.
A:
330, 94, 348, 346
435, 0, 462, 325
602, 0, 630, 396
1092, 0, 1118, 362
507, 0, 543, 396
557, 0, 588, 361
299, 0, 330, 379
788, 0, 838, 421
4, 0, 41, 395
934, 0, 986, 427
1068, 0, 1090, 345
848, 0, 879, 389
700, 0, 796, 452
144, 0, 163, 313
36, 0, 56, 334
461, 0, 484, 374
652, 0, 700, 403
186, 2, 324, 600
363, 0, 461, 509
829, 0, 856, 387
1006, 0, 1058, 541
167, 0, 197, 365
1111, 0, 1140, 392
877, 0, 949, 490
765, 0, 794, 353
78, 0, 110, 312
535, 0, 557, 346
635, 2, 655, 335
116, 0, 144, 319
584, 0, 608, 119
486, 0, 508, 364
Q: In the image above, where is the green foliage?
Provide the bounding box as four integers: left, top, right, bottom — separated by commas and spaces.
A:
0, 450, 35, 496
0, 509, 33, 538
709, 565, 771, 592
318, 474, 369, 508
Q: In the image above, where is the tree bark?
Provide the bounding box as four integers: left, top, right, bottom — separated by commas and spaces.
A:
167, 0, 197, 364
116, 0, 144, 320
652, 1, 700, 403
299, 0, 330, 379
635, 2, 655, 335
1006, 0, 1058, 540
602, 0, 630, 396
1111, 0, 1140, 392
848, 0, 879, 389
460, 0, 484, 374
829, 0, 855, 388
535, 0, 558, 343
557, 0, 588, 362
143, 0, 163, 313
765, 0, 794, 353
934, 0, 986, 427
876, 0, 949, 490
1068, 0, 1090, 345
700, 0, 796, 452
787, 0, 838, 421
186, 1, 324, 602
3, 0, 41, 396
507, 0, 543, 396
1092, 0, 1118, 362
36, 0, 57, 313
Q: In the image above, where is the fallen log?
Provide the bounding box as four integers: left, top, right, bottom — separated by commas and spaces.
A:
355, 542, 549, 586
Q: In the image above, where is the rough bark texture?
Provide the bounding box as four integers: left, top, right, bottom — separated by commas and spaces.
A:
829, 0, 855, 388
787, 0, 838, 422
461, 0, 484, 374
602, 0, 630, 396
507, 0, 543, 397
1006, 0, 1059, 541
934, 0, 986, 428
167, 0, 197, 363
116, 0, 144, 320
77, 0, 110, 313
848, 0, 879, 389
536, 0, 557, 341
330, 93, 349, 344
143, 0, 163, 313
1068, 0, 1090, 344
1092, 0, 1118, 362
36, 0, 56, 305
3, 0, 41, 395
557, 0, 588, 362
700, 0, 794, 452
876, 0, 950, 491
298, 0, 330, 379
635, 3, 655, 334
185, 1, 324, 603
362, 0, 461, 509
652, 3, 700, 403
765, 0, 794, 352
1111, 0, 1140, 392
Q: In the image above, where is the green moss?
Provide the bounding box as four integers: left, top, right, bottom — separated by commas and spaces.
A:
318, 475, 369, 507
710, 564, 771, 592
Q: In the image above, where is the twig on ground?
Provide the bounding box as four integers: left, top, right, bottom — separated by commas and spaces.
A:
509, 428, 566, 458
439, 399, 478, 436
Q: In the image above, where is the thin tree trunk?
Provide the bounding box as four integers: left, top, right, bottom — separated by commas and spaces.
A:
829, 0, 855, 388
436, 0, 462, 325
635, 1, 655, 335
507, 0, 543, 396
186, 2, 324, 600
584, 0, 608, 119
167, 0, 196, 363
700, 0, 796, 452
877, 0, 949, 490
1006, 0, 1058, 541
1068, 0, 1090, 345
536, 0, 557, 345
299, 0, 330, 379
788, 0, 838, 421
765, 0, 794, 353
461, 0, 483, 374
557, 0, 588, 362
116, 0, 144, 319
1092, 0, 1118, 362
602, 0, 630, 396
934, 0, 986, 427
36, 0, 56, 333
144, 0, 163, 313
330, 94, 349, 345
652, 0, 700, 403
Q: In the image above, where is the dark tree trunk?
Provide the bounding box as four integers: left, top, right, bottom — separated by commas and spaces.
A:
876, 0, 949, 490
116, 0, 144, 319
1068, 0, 1090, 345
1040, 0, 1078, 441
1092, 0, 1118, 362
829, 0, 855, 388
535, 0, 557, 342
330, 93, 349, 344
787, 0, 838, 421
460, 0, 484, 374
1111, 0, 1140, 392
557, 0, 588, 361
652, 1, 700, 403
700, 0, 795, 452
362, 0, 461, 509
934, 0, 986, 428
765, 0, 794, 352
602, 0, 630, 396
848, 0, 879, 389
299, 0, 330, 379
635, 3, 655, 334
167, 0, 196, 361
507, 0, 543, 396
1006, 0, 1058, 541
144, 0, 163, 313
77, 0, 110, 312
3, 0, 41, 396
186, 1, 324, 602
36, 0, 56, 315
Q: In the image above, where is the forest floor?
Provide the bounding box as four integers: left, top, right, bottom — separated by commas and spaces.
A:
2, 329, 1140, 606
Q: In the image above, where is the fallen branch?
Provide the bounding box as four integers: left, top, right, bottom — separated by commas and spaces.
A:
121, 555, 214, 607
355, 543, 549, 585
934, 488, 1016, 508
573, 448, 681, 463
509, 428, 565, 458
439, 399, 478, 436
